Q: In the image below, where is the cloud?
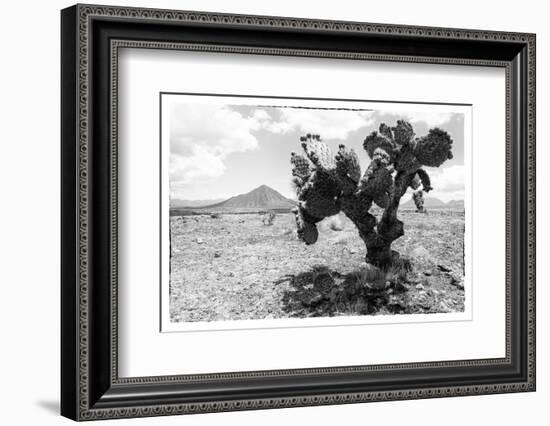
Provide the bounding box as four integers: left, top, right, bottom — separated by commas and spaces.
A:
407, 111, 454, 128
421, 165, 465, 202
170, 104, 260, 184
169, 103, 375, 186
253, 108, 374, 140
170, 146, 225, 183
429, 165, 465, 192
169, 103, 377, 186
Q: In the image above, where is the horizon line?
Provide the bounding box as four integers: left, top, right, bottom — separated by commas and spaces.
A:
171, 184, 464, 203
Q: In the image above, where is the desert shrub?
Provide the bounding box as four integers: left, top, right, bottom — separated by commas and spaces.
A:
351, 264, 387, 290
391, 256, 412, 273
262, 211, 276, 226
385, 262, 410, 286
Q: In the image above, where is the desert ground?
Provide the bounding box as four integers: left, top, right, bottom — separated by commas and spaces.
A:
169, 208, 465, 323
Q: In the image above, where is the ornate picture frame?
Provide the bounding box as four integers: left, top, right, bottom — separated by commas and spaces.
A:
61, 4, 535, 421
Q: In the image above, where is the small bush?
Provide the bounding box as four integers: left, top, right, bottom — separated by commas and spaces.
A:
262, 212, 276, 226
385, 263, 409, 286
352, 264, 386, 290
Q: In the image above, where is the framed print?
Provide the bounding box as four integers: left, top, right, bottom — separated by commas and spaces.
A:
60, 4, 536, 421
159, 94, 473, 333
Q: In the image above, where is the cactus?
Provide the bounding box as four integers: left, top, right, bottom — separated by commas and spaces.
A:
290, 121, 453, 267
412, 190, 426, 213
410, 173, 427, 213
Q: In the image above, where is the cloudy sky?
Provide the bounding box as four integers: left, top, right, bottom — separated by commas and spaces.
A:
169, 100, 465, 203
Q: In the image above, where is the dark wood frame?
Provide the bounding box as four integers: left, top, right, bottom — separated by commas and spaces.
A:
61, 3, 536, 421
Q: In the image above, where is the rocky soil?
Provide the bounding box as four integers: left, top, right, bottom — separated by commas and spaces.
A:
169, 209, 465, 323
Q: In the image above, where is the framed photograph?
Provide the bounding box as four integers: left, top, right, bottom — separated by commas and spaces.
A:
61, 4, 536, 421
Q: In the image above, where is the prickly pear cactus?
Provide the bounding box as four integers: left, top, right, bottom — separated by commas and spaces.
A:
290, 121, 453, 266
410, 172, 427, 213
412, 190, 425, 213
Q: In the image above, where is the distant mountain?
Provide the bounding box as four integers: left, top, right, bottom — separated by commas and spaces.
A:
445, 199, 465, 209
401, 196, 463, 209
170, 198, 225, 208
202, 185, 296, 210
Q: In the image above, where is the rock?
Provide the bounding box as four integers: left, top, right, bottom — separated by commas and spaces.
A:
451, 280, 464, 290
448, 273, 463, 287
410, 246, 430, 259
415, 283, 425, 290
214, 252, 221, 258
416, 294, 430, 308
281, 228, 293, 236
196, 238, 204, 244
328, 215, 344, 231
438, 301, 451, 312
423, 270, 432, 276
437, 264, 452, 273
393, 281, 409, 293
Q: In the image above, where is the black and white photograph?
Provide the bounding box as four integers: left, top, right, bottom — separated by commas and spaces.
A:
161, 94, 471, 330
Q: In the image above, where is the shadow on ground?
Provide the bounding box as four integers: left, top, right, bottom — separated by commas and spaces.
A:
278, 265, 410, 318
35, 400, 59, 415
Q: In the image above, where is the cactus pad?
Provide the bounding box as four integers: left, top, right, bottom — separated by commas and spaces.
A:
392, 120, 415, 147
335, 145, 361, 193
414, 128, 454, 167
301, 139, 336, 170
